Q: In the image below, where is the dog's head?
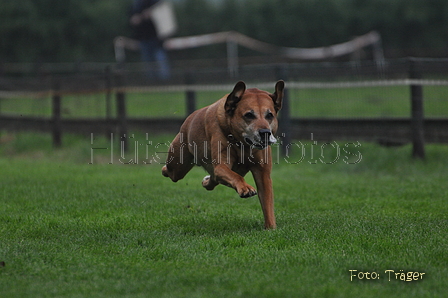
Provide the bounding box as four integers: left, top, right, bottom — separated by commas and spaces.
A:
225, 80, 284, 150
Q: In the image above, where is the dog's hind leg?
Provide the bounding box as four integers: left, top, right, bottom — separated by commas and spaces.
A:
202, 175, 218, 190
199, 164, 218, 190
162, 133, 194, 182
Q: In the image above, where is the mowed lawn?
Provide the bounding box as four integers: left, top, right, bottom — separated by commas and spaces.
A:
2, 83, 448, 119
0, 134, 447, 297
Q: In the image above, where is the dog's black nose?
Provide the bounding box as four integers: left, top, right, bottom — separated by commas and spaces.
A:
259, 129, 272, 140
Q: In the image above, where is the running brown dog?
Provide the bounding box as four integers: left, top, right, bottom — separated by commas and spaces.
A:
162, 80, 284, 229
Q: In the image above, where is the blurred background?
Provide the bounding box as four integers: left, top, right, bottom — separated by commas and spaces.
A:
1, 0, 448, 159
0, 0, 448, 63
1, 0, 447, 63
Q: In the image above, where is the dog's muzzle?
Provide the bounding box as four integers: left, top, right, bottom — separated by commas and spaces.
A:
244, 129, 277, 149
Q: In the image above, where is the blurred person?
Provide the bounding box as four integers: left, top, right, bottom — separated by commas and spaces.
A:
130, 0, 171, 80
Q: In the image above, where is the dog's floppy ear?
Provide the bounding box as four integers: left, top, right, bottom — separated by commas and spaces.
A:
271, 80, 285, 112
225, 81, 246, 116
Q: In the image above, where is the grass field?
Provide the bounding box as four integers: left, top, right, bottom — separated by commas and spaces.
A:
1, 83, 447, 119
0, 132, 447, 297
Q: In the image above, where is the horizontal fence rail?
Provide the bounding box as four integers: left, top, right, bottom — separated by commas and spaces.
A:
1, 58, 448, 159
2, 116, 447, 143
2, 79, 448, 99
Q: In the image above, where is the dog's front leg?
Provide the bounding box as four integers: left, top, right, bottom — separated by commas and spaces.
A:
251, 162, 276, 230
212, 163, 257, 198
203, 138, 257, 198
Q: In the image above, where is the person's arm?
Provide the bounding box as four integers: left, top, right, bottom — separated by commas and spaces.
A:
130, 1, 158, 25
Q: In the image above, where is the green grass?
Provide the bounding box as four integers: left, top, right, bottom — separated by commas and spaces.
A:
0, 132, 447, 297
1, 85, 447, 119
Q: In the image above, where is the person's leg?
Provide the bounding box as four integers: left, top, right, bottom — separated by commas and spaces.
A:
154, 46, 171, 80
140, 40, 157, 80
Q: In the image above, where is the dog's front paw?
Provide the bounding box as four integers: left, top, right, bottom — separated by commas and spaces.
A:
238, 184, 257, 198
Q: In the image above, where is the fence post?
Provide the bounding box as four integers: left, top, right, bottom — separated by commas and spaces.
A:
185, 72, 196, 116
115, 73, 128, 152
52, 80, 62, 148
105, 66, 112, 119
409, 58, 425, 159
278, 65, 291, 157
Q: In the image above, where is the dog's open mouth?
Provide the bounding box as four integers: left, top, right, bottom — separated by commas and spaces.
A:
244, 136, 276, 150
245, 138, 266, 149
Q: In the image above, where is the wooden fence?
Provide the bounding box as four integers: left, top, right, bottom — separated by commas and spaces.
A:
1, 58, 448, 159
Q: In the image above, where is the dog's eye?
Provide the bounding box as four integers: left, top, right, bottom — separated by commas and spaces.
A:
265, 112, 274, 120
244, 112, 256, 120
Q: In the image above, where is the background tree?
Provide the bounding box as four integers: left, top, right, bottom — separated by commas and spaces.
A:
0, 0, 129, 63
0, 0, 447, 63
